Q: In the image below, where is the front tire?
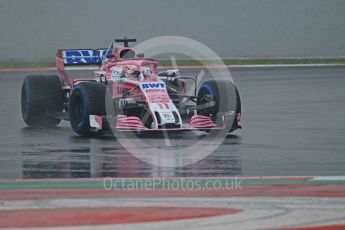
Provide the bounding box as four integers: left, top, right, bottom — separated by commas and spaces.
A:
197, 79, 239, 132
21, 75, 63, 127
69, 82, 106, 136
229, 87, 241, 133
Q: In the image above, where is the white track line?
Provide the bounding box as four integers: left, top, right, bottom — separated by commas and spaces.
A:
312, 176, 345, 181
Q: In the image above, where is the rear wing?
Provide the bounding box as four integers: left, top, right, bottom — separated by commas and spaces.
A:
56, 49, 111, 86
56, 49, 111, 67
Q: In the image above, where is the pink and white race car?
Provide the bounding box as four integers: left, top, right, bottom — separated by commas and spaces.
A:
21, 38, 241, 136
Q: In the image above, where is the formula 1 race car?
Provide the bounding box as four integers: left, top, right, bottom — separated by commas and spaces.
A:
21, 37, 241, 136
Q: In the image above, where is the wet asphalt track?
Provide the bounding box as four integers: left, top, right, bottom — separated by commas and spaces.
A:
0, 66, 344, 179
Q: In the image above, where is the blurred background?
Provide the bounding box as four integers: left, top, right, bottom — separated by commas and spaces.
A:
0, 0, 345, 61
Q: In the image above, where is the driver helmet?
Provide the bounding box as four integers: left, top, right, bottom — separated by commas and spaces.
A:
124, 65, 140, 79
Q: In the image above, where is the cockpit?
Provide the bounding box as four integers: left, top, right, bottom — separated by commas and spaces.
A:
110, 64, 156, 81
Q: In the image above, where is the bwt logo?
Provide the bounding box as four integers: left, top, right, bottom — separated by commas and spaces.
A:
63, 49, 111, 64
142, 83, 166, 89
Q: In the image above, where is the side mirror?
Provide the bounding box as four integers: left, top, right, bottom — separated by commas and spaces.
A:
106, 54, 115, 59
136, 53, 144, 58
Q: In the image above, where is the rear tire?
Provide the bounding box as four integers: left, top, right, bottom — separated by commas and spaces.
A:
21, 75, 63, 127
69, 82, 106, 136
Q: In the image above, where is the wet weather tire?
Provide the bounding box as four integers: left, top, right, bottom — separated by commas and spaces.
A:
21, 75, 63, 127
197, 79, 238, 132
68, 82, 106, 136
229, 87, 241, 133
